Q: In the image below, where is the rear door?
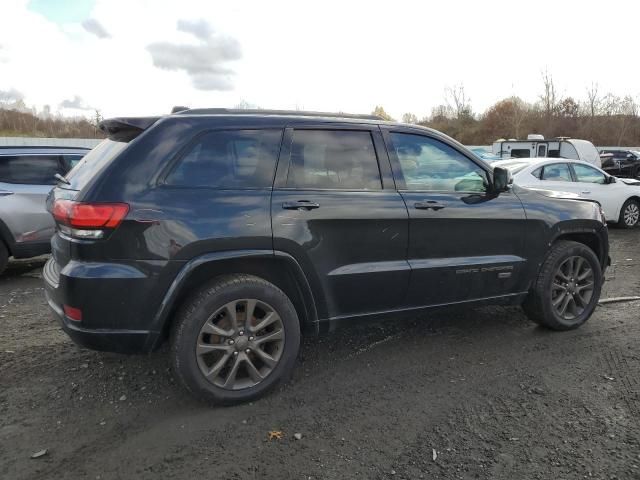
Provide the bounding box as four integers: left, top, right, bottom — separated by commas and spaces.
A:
0, 154, 62, 245
271, 125, 409, 320
535, 162, 576, 192
382, 129, 528, 306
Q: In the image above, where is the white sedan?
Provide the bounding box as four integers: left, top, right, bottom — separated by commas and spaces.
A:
494, 158, 640, 228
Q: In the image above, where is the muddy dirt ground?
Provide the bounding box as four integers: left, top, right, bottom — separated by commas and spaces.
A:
1, 230, 639, 480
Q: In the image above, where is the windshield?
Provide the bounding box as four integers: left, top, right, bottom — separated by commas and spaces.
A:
63, 139, 128, 190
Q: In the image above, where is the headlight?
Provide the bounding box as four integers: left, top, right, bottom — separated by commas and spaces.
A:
597, 204, 606, 224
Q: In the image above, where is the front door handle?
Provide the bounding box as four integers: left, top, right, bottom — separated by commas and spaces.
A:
0, 190, 13, 197
282, 200, 320, 211
414, 200, 446, 210
580, 191, 591, 195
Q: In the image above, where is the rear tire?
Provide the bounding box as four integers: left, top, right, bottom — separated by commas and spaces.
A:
170, 274, 300, 405
523, 241, 602, 331
0, 242, 8, 275
618, 199, 640, 228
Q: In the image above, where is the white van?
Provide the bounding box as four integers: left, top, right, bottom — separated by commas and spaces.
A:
492, 135, 601, 167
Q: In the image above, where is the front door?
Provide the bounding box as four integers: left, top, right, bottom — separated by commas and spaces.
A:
272, 126, 410, 319
567, 162, 616, 219
382, 129, 528, 307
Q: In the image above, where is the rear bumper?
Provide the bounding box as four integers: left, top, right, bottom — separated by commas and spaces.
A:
43, 257, 164, 354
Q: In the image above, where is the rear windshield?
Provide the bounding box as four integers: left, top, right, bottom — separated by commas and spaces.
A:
64, 140, 127, 190
495, 161, 530, 174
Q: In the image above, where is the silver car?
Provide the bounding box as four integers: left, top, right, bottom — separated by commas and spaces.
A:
0, 146, 90, 273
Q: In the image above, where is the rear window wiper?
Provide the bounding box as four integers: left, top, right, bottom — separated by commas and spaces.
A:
54, 173, 71, 185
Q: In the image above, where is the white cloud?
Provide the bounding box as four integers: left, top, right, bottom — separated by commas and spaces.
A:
59, 95, 92, 110
0, 88, 24, 103
81, 18, 111, 39
146, 19, 241, 91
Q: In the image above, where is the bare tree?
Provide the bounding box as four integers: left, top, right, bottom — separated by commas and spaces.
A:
234, 99, 260, 110
539, 70, 559, 118
445, 84, 472, 119
585, 82, 600, 118
401, 112, 418, 124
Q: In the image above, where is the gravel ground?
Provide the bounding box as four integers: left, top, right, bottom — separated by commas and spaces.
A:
1, 230, 639, 480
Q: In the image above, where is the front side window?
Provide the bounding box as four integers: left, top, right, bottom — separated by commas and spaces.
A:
286, 130, 381, 190
0, 155, 62, 185
166, 129, 282, 189
572, 163, 606, 184
390, 133, 488, 192
541, 163, 572, 182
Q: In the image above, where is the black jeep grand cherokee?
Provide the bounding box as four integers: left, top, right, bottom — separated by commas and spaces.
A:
44, 109, 609, 404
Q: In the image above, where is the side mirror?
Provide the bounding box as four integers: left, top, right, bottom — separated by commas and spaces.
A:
608, 176, 616, 184
492, 167, 512, 193
627, 154, 634, 159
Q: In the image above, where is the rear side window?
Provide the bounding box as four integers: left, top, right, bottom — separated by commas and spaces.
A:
286, 130, 381, 190
165, 129, 282, 189
0, 155, 62, 185
541, 163, 572, 182
63, 155, 85, 171
66, 140, 128, 190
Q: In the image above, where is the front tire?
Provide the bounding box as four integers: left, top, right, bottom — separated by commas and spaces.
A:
523, 241, 602, 331
170, 274, 300, 404
618, 199, 640, 228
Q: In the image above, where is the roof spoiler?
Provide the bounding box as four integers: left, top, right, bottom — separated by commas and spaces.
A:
99, 117, 161, 142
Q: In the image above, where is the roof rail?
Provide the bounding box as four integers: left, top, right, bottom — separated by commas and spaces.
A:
173, 108, 383, 121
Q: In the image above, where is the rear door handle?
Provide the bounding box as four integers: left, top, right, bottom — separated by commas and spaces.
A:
0, 190, 13, 197
282, 200, 320, 211
414, 200, 446, 210
580, 191, 591, 194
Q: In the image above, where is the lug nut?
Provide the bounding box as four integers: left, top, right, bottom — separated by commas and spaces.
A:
229, 339, 235, 345
239, 331, 244, 336
233, 351, 238, 356
245, 349, 251, 354
249, 336, 254, 341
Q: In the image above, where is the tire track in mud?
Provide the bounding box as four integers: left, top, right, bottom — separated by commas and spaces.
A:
601, 348, 640, 417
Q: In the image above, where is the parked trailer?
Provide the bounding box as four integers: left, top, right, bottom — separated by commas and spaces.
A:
492, 135, 601, 167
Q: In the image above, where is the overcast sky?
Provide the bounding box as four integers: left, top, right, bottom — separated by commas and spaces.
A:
0, 0, 638, 120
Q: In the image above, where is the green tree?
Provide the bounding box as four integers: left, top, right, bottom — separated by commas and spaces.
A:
372, 106, 394, 121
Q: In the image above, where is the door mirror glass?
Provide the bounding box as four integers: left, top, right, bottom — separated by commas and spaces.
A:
608, 176, 617, 184
492, 167, 511, 192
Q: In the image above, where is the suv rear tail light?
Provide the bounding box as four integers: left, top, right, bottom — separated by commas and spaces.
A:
53, 200, 129, 239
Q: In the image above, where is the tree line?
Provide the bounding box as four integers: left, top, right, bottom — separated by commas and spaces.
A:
2, 74, 639, 146
0, 98, 104, 139
373, 74, 640, 146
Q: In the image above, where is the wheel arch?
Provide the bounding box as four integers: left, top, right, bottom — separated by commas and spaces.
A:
150, 250, 320, 349
615, 195, 640, 224
0, 217, 15, 256
552, 230, 605, 267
